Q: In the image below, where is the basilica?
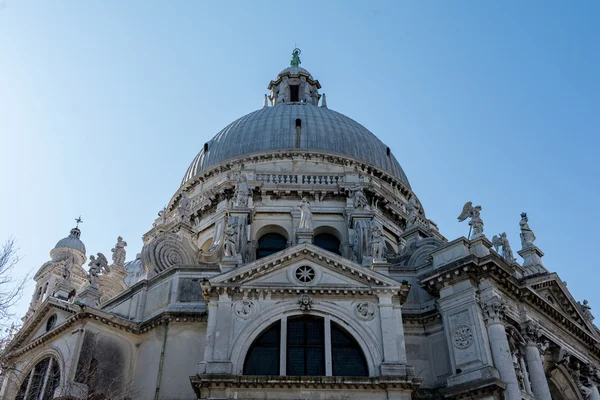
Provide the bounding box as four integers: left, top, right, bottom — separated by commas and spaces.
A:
2, 50, 599, 400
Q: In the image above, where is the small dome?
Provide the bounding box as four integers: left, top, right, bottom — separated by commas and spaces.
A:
54, 227, 86, 255
124, 254, 146, 287
278, 66, 313, 78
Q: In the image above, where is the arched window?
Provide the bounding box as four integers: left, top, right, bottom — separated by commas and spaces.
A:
244, 316, 368, 377
314, 234, 341, 255
15, 356, 60, 400
244, 321, 280, 375
256, 233, 287, 259
331, 323, 368, 376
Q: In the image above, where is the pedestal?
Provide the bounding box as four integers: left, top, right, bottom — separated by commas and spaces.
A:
518, 245, 547, 276
371, 260, 391, 275
469, 236, 492, 258
220, 254, 242, 273
53, 279, 75, 300
296, 229, 314, 245
77, 285, 100, 307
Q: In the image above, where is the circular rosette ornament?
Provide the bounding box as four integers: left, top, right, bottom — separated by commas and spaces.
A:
453, 325, 474, 349
234, 299, 257, 320
354, 301, 377, 321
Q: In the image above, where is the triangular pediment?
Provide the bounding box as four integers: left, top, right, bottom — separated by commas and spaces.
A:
525, 273, 598, 336
209, 243, 402, 292
3, 298, 78, 356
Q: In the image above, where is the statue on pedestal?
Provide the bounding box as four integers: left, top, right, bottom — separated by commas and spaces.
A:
62, 255, 74, 281
111, 236, 127, 267
405, 197, 419, 228
224, 222, 238, 257
492, 232, 516, 263
87, 257, 101, 288
579, 300, 594, 322
178, 194, 191, 223
519, 212, 536, 249
458, 201, 484, 239
233, 175, 250, 208
370, 225, 385, 262
348, 183, 368, 209
298, 197, 313, 230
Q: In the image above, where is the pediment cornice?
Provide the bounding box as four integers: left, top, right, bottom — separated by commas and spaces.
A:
203, 244, 407, 298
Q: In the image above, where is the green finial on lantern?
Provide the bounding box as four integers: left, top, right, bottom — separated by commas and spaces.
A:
291, 48, 301, 67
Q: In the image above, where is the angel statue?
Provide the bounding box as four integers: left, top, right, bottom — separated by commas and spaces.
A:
91, 253, 109, 274
347, 183, 368, 210
298, 197, 313, 230
492, 232, 516, 264
457, 202, 484, 239
111, 236, 127, 267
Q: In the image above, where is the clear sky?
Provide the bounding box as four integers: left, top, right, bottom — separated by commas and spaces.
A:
1, 1, 598, 323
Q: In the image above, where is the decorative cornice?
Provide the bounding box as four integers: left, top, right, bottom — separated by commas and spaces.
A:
190, 374, 422, 397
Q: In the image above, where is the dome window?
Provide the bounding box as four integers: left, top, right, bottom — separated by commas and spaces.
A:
386, 147, 391, 157
295, 119, 302, 148
290, 85, 300, 102
203, 143, 209, 153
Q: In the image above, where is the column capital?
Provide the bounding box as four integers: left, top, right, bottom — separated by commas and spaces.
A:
520, 320, 541, 346
480, 295, 506, 325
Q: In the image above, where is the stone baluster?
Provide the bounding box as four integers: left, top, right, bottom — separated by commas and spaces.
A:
480, 295, 521, 400
521, 322, 552, 400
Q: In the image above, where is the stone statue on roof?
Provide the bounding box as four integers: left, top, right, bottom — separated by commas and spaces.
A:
458, 202, 484, 239
492, 232, 516, 264
111, 236, 127, 267
519, 212, 536, 249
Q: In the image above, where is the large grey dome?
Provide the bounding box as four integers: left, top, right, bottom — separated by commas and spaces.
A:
182, 103, 410, 187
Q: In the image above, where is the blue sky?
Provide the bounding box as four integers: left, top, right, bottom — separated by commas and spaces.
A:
0, 1, 598, 322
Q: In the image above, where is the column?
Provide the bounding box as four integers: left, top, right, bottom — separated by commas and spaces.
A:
521, 322, 552, 400
591, 386, 600, 400
481, 295, 521, 400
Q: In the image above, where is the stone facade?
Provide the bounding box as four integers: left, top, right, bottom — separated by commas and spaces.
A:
2, 54, 599, 400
